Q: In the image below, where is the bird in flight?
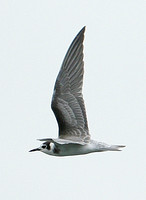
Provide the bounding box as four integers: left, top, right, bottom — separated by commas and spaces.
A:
29, 27, 125, 156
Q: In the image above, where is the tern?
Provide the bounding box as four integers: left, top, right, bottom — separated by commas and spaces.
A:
29, 27, 125, 156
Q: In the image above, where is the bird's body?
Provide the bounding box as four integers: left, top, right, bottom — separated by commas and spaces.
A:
39, 139, 124, 157
29, 27, 125, 156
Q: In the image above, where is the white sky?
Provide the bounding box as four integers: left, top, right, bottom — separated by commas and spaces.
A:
0, 0, 145, 200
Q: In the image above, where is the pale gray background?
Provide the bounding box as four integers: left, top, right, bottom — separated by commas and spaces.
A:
0, 0, 145, 200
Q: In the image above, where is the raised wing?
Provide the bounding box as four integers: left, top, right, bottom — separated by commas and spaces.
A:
51, 27, 90, 142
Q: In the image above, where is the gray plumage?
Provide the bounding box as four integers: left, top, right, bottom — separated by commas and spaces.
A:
51, 27, 90, 143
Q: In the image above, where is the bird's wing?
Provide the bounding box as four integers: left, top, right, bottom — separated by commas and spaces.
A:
51, 27, 90, 143
38, 138, 86, 145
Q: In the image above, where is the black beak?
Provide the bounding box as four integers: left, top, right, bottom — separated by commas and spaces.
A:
29, 148, 40, 152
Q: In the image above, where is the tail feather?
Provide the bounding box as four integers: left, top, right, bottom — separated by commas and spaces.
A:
109, 145, 126, 151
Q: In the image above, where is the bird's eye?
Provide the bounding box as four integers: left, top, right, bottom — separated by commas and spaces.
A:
42, 145, 46, 149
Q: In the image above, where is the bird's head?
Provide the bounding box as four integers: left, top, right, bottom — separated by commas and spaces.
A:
29, 142, 55, 155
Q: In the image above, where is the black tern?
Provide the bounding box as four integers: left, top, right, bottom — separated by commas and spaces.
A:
29, 27, 125, 156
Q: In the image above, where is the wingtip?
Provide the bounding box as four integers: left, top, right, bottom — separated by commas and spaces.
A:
81, 26, 86, 33
37, 138, 53, 142
82, 26, 86, 30
76, 26, 86, 37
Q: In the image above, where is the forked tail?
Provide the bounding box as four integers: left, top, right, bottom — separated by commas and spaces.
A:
109, 145, 126, 151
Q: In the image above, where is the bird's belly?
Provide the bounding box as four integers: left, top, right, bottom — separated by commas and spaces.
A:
55, 143, 95, 156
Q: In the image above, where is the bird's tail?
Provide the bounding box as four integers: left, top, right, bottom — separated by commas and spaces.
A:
109, 145, 126, 151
